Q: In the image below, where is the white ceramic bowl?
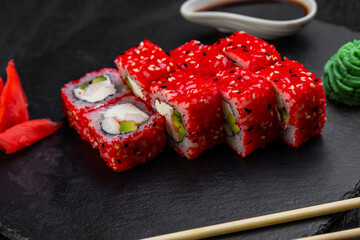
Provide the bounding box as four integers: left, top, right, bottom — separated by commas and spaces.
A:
180, 0, 317, 39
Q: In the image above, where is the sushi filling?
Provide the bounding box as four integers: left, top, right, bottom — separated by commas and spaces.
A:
101, 103, 149, 135
73, 75, 116, 103
154, 100, 185, 142
125, 75, 145, 100
279, 108, 289, 130
222, 100, 240, 137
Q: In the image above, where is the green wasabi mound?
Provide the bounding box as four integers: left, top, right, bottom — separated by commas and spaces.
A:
322, 39, 360, 106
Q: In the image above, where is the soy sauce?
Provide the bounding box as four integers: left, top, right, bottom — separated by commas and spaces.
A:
196, 0, 308, 21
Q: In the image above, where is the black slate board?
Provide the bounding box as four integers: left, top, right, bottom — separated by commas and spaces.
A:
1, 1, 360, 239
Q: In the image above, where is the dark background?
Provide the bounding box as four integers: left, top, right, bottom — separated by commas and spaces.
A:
0, 0, 360, 239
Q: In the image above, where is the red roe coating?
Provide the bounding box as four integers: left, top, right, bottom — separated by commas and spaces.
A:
82, 96, 167, 172
214, 67, 279, 156
150, 69, 224, 159
0, 60, 29, 132
115, 40, 177, 102
0, 119, 62, 154
61, 68, 131, 144
170, 40, 233, 79
213, 31, 281, 72
258, 58, 327, 147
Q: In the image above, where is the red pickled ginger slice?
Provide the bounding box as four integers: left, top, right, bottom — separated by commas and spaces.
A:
0, 119, 62, 154
0, 60, 29, 132
0, 77, 3, 96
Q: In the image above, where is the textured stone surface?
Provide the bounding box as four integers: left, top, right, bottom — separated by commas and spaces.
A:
0, 1, 360, 239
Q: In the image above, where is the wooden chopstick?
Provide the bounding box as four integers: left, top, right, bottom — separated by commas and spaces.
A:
293, 227, 360, 240
141, 197, 360, 240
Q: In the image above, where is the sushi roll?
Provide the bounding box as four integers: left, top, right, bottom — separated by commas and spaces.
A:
114, 40, 177, 104
61, 68, 131, 143
169, 40, 233, 78
149, 69, 224, 160
213, 31, 281, 72
214, 67, 279, 157
82, 95, 167, 172
258, 58, 327, 147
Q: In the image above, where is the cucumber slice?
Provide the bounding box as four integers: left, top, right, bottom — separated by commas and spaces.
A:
92, 76, 107, 83
120, 121, 138, 133
125, 76, 133, 89
79, 83, 89, 90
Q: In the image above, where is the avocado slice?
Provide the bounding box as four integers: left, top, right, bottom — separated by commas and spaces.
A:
279, 108, 289, 127
92, 76, 108, 83
125, 76, 133, 89
120, 121, 138, 133
173, 113, 185, 142
226, 112, 240, 134
79, 83, 89, 90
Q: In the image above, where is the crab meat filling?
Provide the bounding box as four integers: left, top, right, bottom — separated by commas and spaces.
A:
125, 75, 145, 100
74, 75, 116, 103
154, 100, 185, 142
101, 103, 149, 135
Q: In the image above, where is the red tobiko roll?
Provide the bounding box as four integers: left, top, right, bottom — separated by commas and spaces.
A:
258, 58, 327, 147
61, 68, 131, 144
213, 31, 281, 72
149, 69, 224, 160
0, 60, 29, 132
81, 95, 167, 172
0, 119, 62, 154
214, 66, 279, 157
115, 40, 177, 104
169, 40, 233, 79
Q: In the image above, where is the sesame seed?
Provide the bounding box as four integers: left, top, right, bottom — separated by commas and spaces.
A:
203, 51, 207, 56
230, 80, 235, 85
230, 70, 235, 73
310, 83, 315, 88
261, 136, 266, 140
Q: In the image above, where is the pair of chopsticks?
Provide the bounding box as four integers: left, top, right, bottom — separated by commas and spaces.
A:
141, 197, 360, 240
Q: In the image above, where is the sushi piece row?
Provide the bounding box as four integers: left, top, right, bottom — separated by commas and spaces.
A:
61, 32, 326, 172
